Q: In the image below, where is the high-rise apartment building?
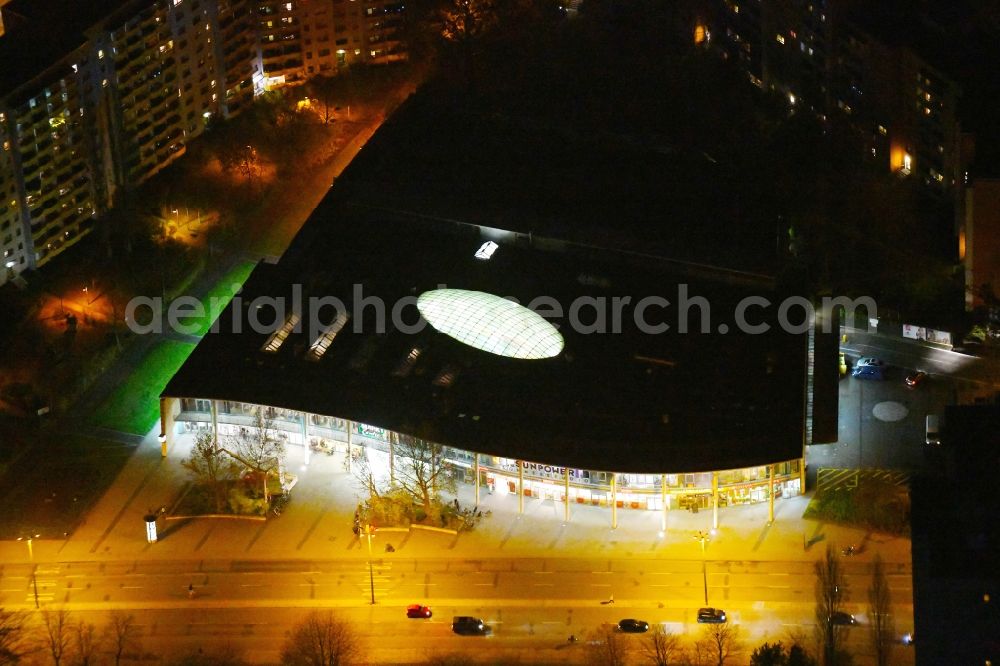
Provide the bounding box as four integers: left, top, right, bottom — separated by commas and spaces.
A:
702, 0, 963, 191
0, 0, 408, 284
0, 0, 261, 284
257, 0, 405, 88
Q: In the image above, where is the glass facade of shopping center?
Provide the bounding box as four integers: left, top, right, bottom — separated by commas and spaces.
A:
169, 397, 803, 515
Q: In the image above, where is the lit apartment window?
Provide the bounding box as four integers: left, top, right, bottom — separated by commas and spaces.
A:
98, 49, 105, 59
285, 2, 292, 9
775, 34, 785, 44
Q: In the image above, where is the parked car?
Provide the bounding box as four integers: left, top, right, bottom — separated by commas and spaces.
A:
697, 608, 727, 623
406, 604, 432, 619
852, 365, 886, 380
829, 611, 857, 626
617, 619, 649, 633
452, 616, 488, 635
905, 371, 927, 388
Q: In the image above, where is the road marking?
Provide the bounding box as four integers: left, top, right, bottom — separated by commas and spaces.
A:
590, 583, 612, 587
121, 585, 143, 590
533, 583, 555, 587
474, 583, 493, 586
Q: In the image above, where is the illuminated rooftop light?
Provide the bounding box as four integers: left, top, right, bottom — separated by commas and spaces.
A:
474, 241, 498, 260
262, 313, 300, 353
306, 312, 349, 361
417, 289, 564, 360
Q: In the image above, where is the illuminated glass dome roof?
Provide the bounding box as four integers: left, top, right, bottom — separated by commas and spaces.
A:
417, 289, 564, 359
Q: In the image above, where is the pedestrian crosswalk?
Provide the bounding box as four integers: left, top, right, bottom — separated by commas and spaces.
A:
816, 468, 910, 493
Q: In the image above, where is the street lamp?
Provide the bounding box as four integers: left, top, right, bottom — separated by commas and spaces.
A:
17, 533, 41, 609
364, 523, 375, 605
694, 530, 710, 605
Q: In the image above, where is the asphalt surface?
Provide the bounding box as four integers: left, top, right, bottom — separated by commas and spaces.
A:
2, 556, 913, 663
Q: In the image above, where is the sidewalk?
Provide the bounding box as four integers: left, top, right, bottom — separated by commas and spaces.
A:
0, 427, 912, 568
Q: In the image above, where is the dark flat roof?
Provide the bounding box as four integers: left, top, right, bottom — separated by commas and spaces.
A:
164, 199, 807, 474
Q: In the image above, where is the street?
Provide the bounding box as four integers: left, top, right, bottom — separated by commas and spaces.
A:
2, 555, 912, 663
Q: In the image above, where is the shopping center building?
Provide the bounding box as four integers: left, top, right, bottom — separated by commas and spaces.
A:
161, 197, 816, 530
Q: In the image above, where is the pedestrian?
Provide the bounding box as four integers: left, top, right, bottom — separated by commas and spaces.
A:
188, 584, 195, 599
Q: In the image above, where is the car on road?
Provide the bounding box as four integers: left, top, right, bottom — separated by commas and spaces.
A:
856, 357, 885, 367
406, 604, 432, 619
852, 364, 886, 380
697, 608, 727, 623
452, 616, 488, 635
905, 371, 927, 388
617, 619, 650, 633
829, 611, 857, 626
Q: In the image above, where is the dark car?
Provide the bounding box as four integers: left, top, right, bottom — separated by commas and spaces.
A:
852, 365, 886, 380
856, 357, 884, 367
905, 371, 927, 388
452, 616, 488, 635
697, 608, 727, 623
829, 611, 857, 626
406, 604, 432, 619
617, 619, 649, 633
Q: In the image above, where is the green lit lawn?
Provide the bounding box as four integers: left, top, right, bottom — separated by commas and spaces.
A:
91, 340, 196, 435
191, 260, 256, 336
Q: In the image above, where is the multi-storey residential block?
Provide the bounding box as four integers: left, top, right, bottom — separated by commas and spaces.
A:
0, 38, 100, 278
0, 0, 261, 285
703, 0, 963, 191
257, 0, 406, 88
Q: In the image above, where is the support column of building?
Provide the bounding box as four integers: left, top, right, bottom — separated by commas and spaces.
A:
611, 473, 618, 530
210, 400, 219, 446
474, 453, 481, 506
712, 471, 719, 530
564, 467, 570, 523
389, 432, 395, 485
799, 458, 806, 494
301, 412, 310, 466
158, 398, 175, 458
768, 463, 775, 523
518, 460, 524, 515
661, 473, 668, 532
346, 420, 354, 474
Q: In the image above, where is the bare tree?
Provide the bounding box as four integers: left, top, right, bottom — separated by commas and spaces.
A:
40, 609, 72, 666
696, 623, 742, 666
183, 432, 240, 512
814, 545, 846, 666
867, 554, 894, 666
643, 625, 681, 665
586, 625, 629, 666
0, 608, 32, 665
224, 408, 286, 503
280, 611, 359, 666
351, 449, 385, 501
392, 435, 455, 512
73, 621, 100, 666
105, 611, 140, 666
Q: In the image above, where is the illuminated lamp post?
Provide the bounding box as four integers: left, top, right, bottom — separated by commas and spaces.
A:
17, 533, 41, 609
365, 523, 375, 605
695, 530, 709, 605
